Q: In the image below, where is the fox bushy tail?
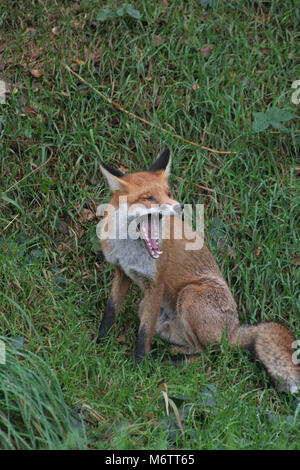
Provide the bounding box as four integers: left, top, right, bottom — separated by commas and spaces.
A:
231, 322, 300, 393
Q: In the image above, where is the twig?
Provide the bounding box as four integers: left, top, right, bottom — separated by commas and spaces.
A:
176, 175, 214, 193
64, 65, 236, 155
175, 175, 235, 200
2, 146, 53, 195
2, 213, 19, 232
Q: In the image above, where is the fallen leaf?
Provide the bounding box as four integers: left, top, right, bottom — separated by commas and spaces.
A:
90, 52, 101, 64
75, 58, 85, 66
154, 35, 164, 46
199, 44, 214, 58
24, 105, 38, 116
155, 95, 162, 107
83, 45, 88, 60
31, 69, 42, 78
79, 208, 96, 223
89, 200, 97, 213
291, 255, 300, 266
255, 246, 261, 257
162, 0, 168, 12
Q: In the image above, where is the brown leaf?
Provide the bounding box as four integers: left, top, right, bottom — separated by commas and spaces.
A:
89, 200, 97, 213
154, 35, 164, 47
155, 95, 162, 107
162, 0, 169, 12
31, 69, 42, 78
76, 226, 85, 238
83, 45, 88, 61
260, 48, 270, 54
90, 52, 101, 64
79, 208, 96, 223
24, 105, 38, 116
291, 255, 300, 266
199, 44, 214, 58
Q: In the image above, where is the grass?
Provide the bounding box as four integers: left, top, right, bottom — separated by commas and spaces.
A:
0, 0, 299, 450
0, 338, 88, 449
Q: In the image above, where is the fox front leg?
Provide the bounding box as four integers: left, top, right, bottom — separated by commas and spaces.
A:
135, 285, 164, 363
97, 268, 131, 342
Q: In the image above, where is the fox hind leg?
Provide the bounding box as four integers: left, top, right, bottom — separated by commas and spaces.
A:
138, 299, 203, 354
176, 284, 239, 349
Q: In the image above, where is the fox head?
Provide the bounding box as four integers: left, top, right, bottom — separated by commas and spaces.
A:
98, 148, 182, 258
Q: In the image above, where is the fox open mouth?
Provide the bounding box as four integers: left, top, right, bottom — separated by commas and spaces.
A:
139, 214, 162, 259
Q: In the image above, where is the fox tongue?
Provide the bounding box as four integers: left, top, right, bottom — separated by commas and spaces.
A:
140, 218, 162, 259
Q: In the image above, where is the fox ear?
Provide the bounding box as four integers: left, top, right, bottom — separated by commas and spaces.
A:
148, 148, 172, 178
99, 161, 127, 192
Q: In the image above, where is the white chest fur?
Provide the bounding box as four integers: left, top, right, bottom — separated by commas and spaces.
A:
104, 237, 157, 286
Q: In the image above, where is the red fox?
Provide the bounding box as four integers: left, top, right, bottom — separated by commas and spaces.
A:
96, 148, 300, 394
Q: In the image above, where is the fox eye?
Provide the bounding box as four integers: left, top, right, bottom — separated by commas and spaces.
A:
168, 191, 172, 198
147, 195, 156, 201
